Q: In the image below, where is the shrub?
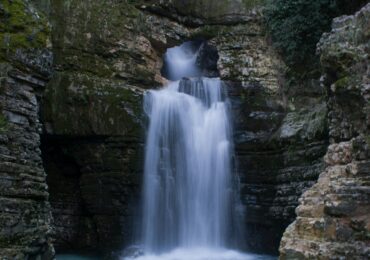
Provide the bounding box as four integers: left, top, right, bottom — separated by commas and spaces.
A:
265, 0, 339, 69
265, 0, 368, 71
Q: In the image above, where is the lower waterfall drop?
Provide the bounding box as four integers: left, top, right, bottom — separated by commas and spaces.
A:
143, 77, 232, 251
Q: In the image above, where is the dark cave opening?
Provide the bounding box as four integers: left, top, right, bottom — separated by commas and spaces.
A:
40, 136, 99, 254
40, 134, 143, 256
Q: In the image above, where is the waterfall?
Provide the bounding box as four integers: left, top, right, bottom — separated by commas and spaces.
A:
143, 77, 232, 252
124, 42, 269, 260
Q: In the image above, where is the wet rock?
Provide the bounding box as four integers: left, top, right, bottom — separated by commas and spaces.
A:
121, 245, 144, 258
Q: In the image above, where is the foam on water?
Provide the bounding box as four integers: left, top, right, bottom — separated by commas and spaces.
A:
126, 247, 275, 260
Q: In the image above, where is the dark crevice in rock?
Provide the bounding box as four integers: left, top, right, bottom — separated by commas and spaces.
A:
196, 41, 220, 78
41, 135, 99, 254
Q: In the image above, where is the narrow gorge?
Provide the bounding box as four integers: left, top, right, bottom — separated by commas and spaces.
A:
0, 0, 369, 259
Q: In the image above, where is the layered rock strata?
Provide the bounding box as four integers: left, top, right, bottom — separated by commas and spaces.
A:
0, 0, 54, 258
198, 6, 328, 253
280, 4, 370, 259
40, 0, 196, 254
40, 0, 276, 255
138, 1, 329, 253
0, 0, 350, 257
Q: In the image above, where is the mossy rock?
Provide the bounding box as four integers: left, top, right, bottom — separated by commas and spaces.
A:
172, 0, 264, 21
42, 72, 144, 137
0, 0, 49, 62
275, 103, 328, 144
190, 25, 227, 40
139, 0, 264, 25
50, 0, 161, 86
0, 113, 7, 133
333, 77, 350, 90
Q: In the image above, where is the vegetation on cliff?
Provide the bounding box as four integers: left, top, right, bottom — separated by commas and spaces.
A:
265, 0, 368, 76
0, 0, 49, 62
265, 0, 337, 68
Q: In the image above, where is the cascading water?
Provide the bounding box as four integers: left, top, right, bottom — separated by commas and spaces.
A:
125, 42, 273, 260
143, 77, 232, 251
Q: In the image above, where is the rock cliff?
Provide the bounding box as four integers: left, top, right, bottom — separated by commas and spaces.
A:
0, 0, 368, 258
0, 0, 54, 258
280, 4, 370, 259
39, 0, 288, 255
0, 0, 327, 256
41, 0, 186, 253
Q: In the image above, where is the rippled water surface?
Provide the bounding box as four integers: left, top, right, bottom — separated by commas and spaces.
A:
56, 254, 100, 260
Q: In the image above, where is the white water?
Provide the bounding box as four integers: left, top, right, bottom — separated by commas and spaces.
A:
126, 248, 275, 260
163, 41, 201, 80
125, 42, 270, 260
142, 77, 232, 251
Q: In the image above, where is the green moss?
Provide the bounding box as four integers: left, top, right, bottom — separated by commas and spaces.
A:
334, 76, 349, 89
0, 114, 7, 133
190, 25, 224, 40
286, 144, 298, 159
353, 229, 370, 241
242, 0, 265, 9
43, 71, 143, 136
0, 0, 49, 61
365, 135, 370, 147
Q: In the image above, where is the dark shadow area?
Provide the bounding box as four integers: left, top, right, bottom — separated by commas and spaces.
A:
41, 134, 143, 257
337, 0, 369, 14
41, 136, 99, 254
227, 81, 328, 255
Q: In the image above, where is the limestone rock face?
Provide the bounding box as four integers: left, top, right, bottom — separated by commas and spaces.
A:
0, 1, 54, 258
41, 0, 293, 254
199, 11, 329, 253
136, 0, 264, 26
39, 0, 190, 255
280, 4, 370, 259
213, 21, 282, 92
41, 1, 326, 254
2, 0, 363, 257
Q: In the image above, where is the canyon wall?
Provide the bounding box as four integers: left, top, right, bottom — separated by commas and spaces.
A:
136, 0, 329, 253
280, 4, 370, 259
41, 0, 188, 254
40, 0, 295, 255
0, 0, 54, 258
0, 0, 368, 258
0, 0, 327, 256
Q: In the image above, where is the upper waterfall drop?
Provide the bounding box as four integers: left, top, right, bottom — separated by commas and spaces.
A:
162, 41, 201, 81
